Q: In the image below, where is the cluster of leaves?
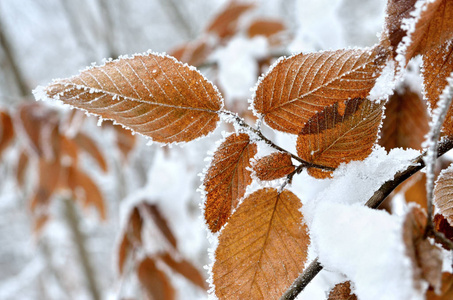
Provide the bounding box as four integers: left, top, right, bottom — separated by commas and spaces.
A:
30, 0, 453, 298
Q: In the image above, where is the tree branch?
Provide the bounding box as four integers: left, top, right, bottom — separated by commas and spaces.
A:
280, 137, 453, 300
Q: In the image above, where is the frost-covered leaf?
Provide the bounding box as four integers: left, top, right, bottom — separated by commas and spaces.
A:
434, 164, 453, 226
212, 188, 309, 299
67, 166, 106, 220
297, 98, 384, 178
403, 206, 443, 292
0, 111, 14, 158
206, 1, 254, 39
383, 0, 417, 55
328, 281, 357, 300
402, 0, 453, 63
203, 133, 257, 233
252, 152, 295, 181
434, 214, 453, 250
137, 256, 175, 300
74, 133, 107, 172
252, 46, 388, 134
379, 85, 429, 151
39, 53, 223, 144
422, 40, 453, 135
159, 253, 206, 289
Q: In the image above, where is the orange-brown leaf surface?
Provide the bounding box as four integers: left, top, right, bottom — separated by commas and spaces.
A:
434, 164, 453, 226
422, 40, 453, 136
137, 257, 175, 300
206, 1, 254, 39
404, 173, 429, 211
403, 206, 443, 292
383, 0, 417, 54
159, 253, 207, 289
118, 234, 131, 275
297, 98, 384, 178
42, 53, 223, 144
0, 111, 14, 157
118, 207, 143, 274
67, 166, 106, 220
434, 214, 453, 250
328, 281, 357, 300
213, 188, 309, 299
30, 159, 61, 212
379, 85, 429, 151
247, 19, 285, 38
74, 132, 107, 172
16, 149, 29, 187
170, 39, 212, 67
402, 0, 453, 62
253, 46, 388, 134
253, 152, 295, 181
203, 133, 257, 233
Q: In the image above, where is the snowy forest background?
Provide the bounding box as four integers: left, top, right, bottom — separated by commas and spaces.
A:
0, 0, 401, 299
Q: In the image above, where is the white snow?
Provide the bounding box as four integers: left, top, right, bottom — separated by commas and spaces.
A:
368, 59, 396, 103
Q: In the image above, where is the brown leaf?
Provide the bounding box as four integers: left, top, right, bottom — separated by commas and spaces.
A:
422, 40, 453, 136
434, 214, 453, 250
60, 135, 79, 165
253, 46, 388, 134
206, 1, 254, 39
328, 281, 357, 300
203, 133, 257, 233
404, 173, 428, 211
74, 132, 107, 172
247, 19, 285, 39
379, 84, 429, 151
141, 203, 177, 249
403, 0, 453, 63
170, 39, 212, 67
159, 253, 207, 289
16, 149, 29, 187
67, 166, 106, 220
297, 99, 384, 178
118, 234, 131, 275
30, 158, 61, 212
434, 164, 453, 226
253, 152, 295, 181
137, 257, 175, 300
18, 103, 60, 159
426, 272, 453, 299
383, 0, 417, 55
403, 206, 443, 292
0, 110, 14, 158
213, 188, 309, 299
118, 207, 143, 275
41, 53, 223, 144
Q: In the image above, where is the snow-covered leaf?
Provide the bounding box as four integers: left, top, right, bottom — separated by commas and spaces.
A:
39, 53, 223, 144
212, 188, 309, 299
252, 152, 295, 181
252, 46, 388, 134
297, 98, 384, 178
203, 133, 256, 233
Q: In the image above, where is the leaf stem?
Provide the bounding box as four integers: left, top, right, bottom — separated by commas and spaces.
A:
221, 110, 335, 171
280, 137, 453, 300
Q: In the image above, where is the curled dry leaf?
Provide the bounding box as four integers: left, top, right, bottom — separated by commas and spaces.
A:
206, 1, 254, 39
159, 253, 207, 290
328, 281, 357, 300
253, 46, 388, 134
40, 53, 223, 144
253, 152, 295, 181
0, 111, 14, 158
213, 188, 309, 299
74, 132, 107, 172
67, 166, 106, 220
403, 206, 443, 292
297, 98, 384, 178
203, 133, 257, 233
434, 164, 453, 226
400, 0, 453, 63
422, 40, 453, 136
379, 84, 429, 151
137, 257, 175, 300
